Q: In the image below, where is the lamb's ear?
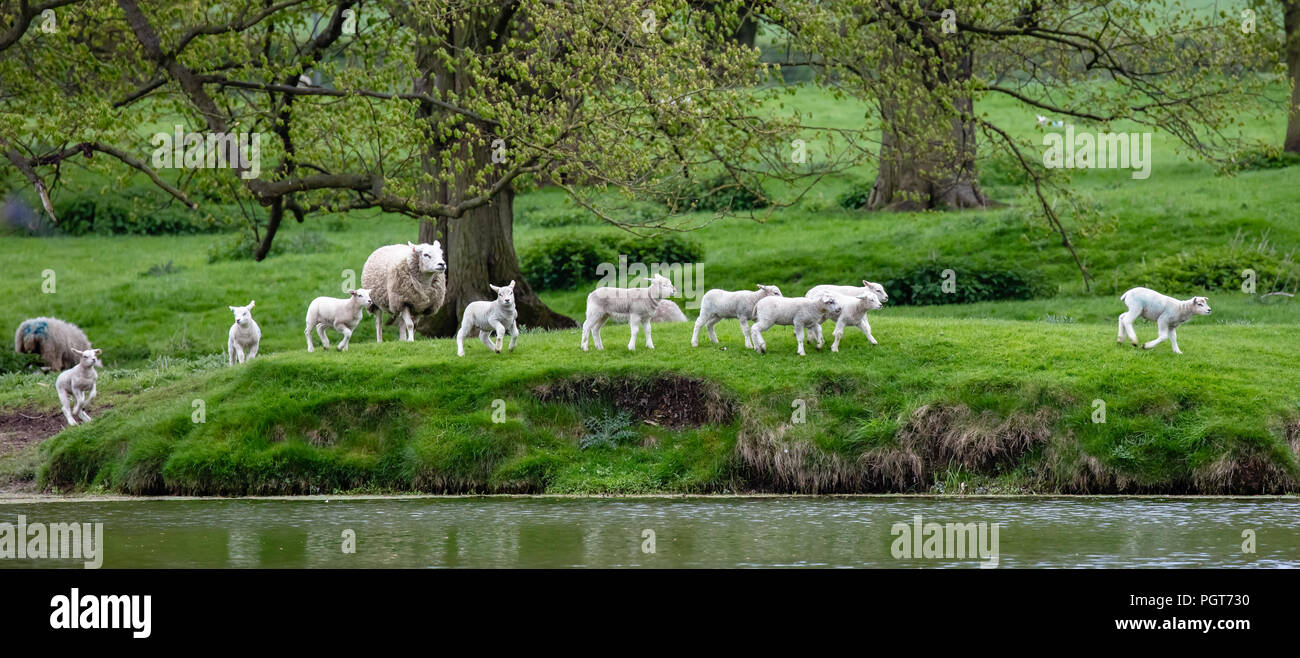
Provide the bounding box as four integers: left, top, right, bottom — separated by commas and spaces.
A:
862, 280, 870, 286
93, 349, 102, 357
489, 284, 500, 292
508, 280, 515, 288
757, 284, 764, 290
229, 306, 237, 312
247, 301, 255, 309
347, 289, 357, 296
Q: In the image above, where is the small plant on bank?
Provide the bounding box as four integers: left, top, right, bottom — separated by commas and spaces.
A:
579, 409, 639, 450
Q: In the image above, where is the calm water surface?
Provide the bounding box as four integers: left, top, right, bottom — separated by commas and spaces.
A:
0, 497, 1296, 568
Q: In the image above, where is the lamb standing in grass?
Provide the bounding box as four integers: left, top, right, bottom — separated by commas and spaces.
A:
226, 301, 260, 365
692, 284, 783, 348
1117, 287, 1212, 354
13, 316, 91, 371
750, 293, 842, 356
56, 348, 101, 426
805, 280, 888, 347
457, 281, 520, 357
605, 299, 689, 324
305, 289, 373, 352
580, 274, 678, 351
816, 290, 884, 352
361, 241, 447, 342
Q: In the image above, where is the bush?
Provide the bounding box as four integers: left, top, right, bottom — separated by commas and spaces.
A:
54, 193, 225, 236
837, 182, 873, 210
1224, 147, 1300, 173
883, 263, 1044, 306
521, 232, 706, 290
1126, 247, 1298, 294
981, 151, 1033, 187
0, 351, 44, 375
520, 234, 617, 290
664, 174, 768, 212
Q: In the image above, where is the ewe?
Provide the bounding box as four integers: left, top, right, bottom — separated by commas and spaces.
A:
692, 284, 782, 349
804, 280, 888, 347
457, 281, 520, 357
226, 301, 261, 365
56, 348, 101, 426
361, 241, 447, 342
750, 294, 842, 356
1117, 287, 1211, 354
305, 289, 373, 352
13, 316, 91, 371
581, 274, 677, 351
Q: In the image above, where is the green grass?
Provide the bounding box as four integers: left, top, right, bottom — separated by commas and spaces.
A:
3, 83, 1299, 495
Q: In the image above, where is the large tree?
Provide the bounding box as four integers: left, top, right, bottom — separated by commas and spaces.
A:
1, 0, 783, 333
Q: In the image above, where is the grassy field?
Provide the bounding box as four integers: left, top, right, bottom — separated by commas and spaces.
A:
2, 84, 1298, 495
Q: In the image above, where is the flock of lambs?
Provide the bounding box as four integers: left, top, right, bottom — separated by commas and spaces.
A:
14, 240, 1213, 428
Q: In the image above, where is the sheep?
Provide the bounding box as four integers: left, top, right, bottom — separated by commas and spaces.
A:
226, 301, 261, 365
361, 241, 447, 343
805, 281, 889, 347
13, 316, 91, 371
56, 347, 101, 426
691, 284, 783, 348
580, 274, 678, 351
1117, 287, 1212, 354
305, 289, 373, 352
821, 291, 884, 352
457, 281, 520, 357
749, 293, 842, 356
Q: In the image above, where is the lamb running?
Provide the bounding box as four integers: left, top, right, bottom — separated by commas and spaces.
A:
692, 284, 783, 348
361, 241, 447, 342
56, 347, 101, 426
226, 301, 261, 365
819, 290, 884, 352
13, 316, 91, 371
750, 293, 842, 356
457, 281, 520, 357
580, 274, 678, 351
305, 289, 373, 352
1117, 287, 1212, 354
805, 280, 888, 347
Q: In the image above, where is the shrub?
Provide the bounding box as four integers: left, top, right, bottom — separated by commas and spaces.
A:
1223, 147, 1300, 173
664, 174, 768, 212
0, 351, 44, 375
883, 263, 1044, 306
54, 193, 225, 236
520, 232, 706, 290
837, 182, 873, 209
1126, 247, 1298, 294
579, 410, 639, 450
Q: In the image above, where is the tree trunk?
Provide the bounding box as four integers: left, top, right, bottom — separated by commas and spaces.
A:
867, 23, 989, 211
1285, 0, 1300, 154
414, 147, 576, 337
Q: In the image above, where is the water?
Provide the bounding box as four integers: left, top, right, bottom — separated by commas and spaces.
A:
0, 497, 1296, 568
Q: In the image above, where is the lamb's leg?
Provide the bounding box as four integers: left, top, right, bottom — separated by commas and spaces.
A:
750, 319, 772, 354
318, 324, 331, 350
1123, 313, 1139, 346
338, 326, 353, 351
456, 324, 470, 357
478, 330, 494, 349
247, 342, 259, 360
627, 316, 640, 351
508, 321, 519, 351
592, 316, 607, 350
735, 317, 749, 348
375, 311, 384, 343
860, 315, 878, 345
58, 386, 77, 425
832, 317, 848, 353
813, 322, 825, 349
234, 344, 246, 364
796, 325, 807, 356
580, 316, 594, 351
77, 387, 92, 422
400, 308, 415, 342
1143, 318, 1170, 350
228, 341, 235, 366
72, 390, 85, 417
305, 324, 315, 352
643, 318, 654, 349
1116, 313, 1128, 344
691, 314, 705, 347
1169, 327, 1182, 355
490, 321, 507, 353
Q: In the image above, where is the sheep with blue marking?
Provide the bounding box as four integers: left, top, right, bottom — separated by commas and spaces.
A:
13, 317, 91, 371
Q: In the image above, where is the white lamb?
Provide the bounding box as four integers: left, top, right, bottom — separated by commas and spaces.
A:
305, 289, 373, 352
692, 284, 783, 348
226, 301, 260, 365
805, 280, 888, 347
56, 348, 101, 426
1117, 287, 1212, 354
821, 291, 884, 352
580, 274, 678, 351
361, 241, 447, 342
457, 281, 520, 357
750, 293, 842, 356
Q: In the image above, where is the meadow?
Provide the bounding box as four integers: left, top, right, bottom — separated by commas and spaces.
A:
2, 85, 1298, 495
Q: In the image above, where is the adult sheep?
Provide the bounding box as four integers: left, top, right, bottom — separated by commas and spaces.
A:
13, 317, 91, 371
361, 241, 447, 342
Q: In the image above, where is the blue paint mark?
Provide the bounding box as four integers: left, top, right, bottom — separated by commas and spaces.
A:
22, 321, 48, 337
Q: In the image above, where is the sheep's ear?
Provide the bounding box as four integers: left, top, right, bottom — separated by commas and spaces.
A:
862, 280, 870, 286
247, 301, 255, 309
756, 284, 764, 290
508, 280, 515, 288
93, 349, 102, 357
347, 289, 357, 296
229, 306, 237, 311
489, 284, 500, 292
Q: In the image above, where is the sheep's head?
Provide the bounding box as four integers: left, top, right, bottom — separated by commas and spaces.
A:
229, 301, 255, 327
408, 241, 447, 274
817, 293, 842, 317
757, 284, 783, 297
857, 290, 884, 310
78, 348, 102, 368
489, 280, 516, 309
349, 289, 374, 310
863, 280, 888, 304
1192, 296, 1212, 315
648, 274, 677, 298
